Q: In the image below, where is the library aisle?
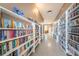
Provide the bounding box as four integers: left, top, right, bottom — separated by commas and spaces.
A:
31, 34, 66, 56
1, 3, 79, 56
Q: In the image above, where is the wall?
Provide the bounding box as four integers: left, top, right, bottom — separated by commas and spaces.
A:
43, 24, 52, 35
55, 3, 71, 21
0, 3, 44, 23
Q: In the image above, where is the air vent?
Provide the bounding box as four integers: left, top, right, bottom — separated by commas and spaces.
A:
48, 10, 52, 13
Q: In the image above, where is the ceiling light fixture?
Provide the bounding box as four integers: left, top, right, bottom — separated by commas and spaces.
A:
48, 10, 52, 13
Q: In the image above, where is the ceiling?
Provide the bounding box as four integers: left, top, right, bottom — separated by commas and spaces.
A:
36, 3, 64, 24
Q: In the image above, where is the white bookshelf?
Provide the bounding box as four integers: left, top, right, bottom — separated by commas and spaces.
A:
67, 3, 79, 56
58, 13, 66, 51
0, 33, 33, 43
0, 6, 41, 56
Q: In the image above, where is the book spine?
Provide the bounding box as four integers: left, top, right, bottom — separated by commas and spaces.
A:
6, 42, 9, 51
2, 30, 5, 41
2, 42, 7, 54
16, 39, 19, 47
3, 13, 11, 28
12, 40, 16, 48
11, 19, 15, 28
7, 30, 10, 39
9, 41, 12, 50
0, 13, 2, 28
0, 30, 2, 41
1, 13, 4, 28
9, 30, 14, 38
0, 43, 2, 56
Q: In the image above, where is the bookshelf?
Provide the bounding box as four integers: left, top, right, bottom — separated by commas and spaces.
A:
58, 13, 66, 51
53, 3, 79, 56
67, 3, 79, 56
34, 24, 40, 49
53, 23, 58, 42
0, 6, 41, 56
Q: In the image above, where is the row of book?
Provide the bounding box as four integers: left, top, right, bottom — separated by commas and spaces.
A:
53, 23, 58, 40
68, 4, 79, 20
68, 3, 79, 13
40, 25, 43, 41
0, 12, 34, 56
35, 24, 39, 41
0, 30, 33, 41
0, 35, 34, 56
68, 3, 79, 56
68, 40, 79, 56
0, 12, 33, 29
68, 18, 79, 27
58, 14, 66, 51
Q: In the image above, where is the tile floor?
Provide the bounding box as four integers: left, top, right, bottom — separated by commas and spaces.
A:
31, 34, 66, 56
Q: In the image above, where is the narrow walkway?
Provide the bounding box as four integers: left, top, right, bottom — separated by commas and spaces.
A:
31, 34, 66, 56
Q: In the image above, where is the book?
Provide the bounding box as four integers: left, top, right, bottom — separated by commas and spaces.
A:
21, 46, 25, 52
14, 21, 18, 28
9, 41, 12, 50
17, 22, 22, 28
15, 50, 19, 56
0, 13, 2, 28
20, 38, 23, 44
25, 36, 28, 42
16, 39, 19, 47
6, 42, 9, 51
14, 30, 16, 37
20, 47, 22, 54
2, 30, 6, 41
26, 42, 29, 48
0, 30, 2, 41
12, 40, 16, 48
3, 13, 11, 28
0, 43, 2, 56
0, 19, 2, 28
11, 19, 15, 28
4, 30, 7, 39
2, 42, 7, 54
24, 45, 26, 50
10, 30, 14, 38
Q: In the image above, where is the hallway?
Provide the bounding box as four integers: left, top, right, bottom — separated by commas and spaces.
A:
31, 34, 66, 56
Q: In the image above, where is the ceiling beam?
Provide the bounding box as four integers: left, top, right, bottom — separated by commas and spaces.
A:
55, 3, 71, 21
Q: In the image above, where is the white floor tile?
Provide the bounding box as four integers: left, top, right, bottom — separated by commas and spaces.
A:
31, 34, 66, 56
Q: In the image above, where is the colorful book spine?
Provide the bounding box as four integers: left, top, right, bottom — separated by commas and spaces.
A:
4, 30, 7, 39
12, 40, 16, 48
0, 30, 2, 41
0, 19, 2, 28
2, 42, 7, 54
9, 30, 14, 38
6, 42, 9, 51
26, 42, 29, 48
17, 22, 22, 28
20, 47, 22, 54
16, 39, 19, 47
0, 43, 2, 56
24, 45, 26, 50
3, 14, 11, 28
11, 19, 15, 28
2, 30, 6, 41
21, 46, 24, 52
15, 50, 19, 56
0, 13, 2, 28
9, 41, 12, 50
